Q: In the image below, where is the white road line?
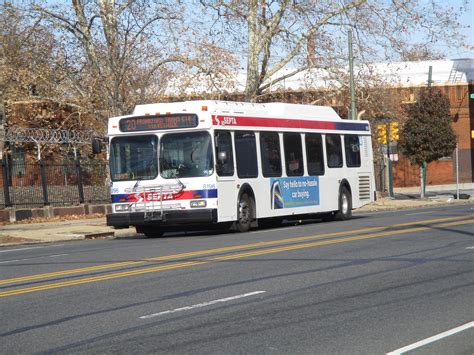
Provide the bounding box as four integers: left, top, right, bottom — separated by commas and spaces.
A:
140, 291, 266, 320
0, 246, 46, 253
0, 244, 65, 254
0, 253, 69, 264
386, 321, 474, 355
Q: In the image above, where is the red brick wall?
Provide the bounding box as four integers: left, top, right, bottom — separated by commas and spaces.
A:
393, 155, 454, 187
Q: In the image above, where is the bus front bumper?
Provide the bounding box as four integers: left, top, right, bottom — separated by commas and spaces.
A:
106, 209, 218, 228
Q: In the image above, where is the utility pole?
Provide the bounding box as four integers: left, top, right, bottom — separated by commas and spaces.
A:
348, 29, 357, 120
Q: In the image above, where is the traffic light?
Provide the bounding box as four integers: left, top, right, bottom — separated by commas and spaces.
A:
389, 121, 399, 141
376, 124, 387, 144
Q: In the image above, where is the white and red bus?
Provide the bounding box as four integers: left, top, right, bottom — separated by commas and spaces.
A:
106, 100, 375, 237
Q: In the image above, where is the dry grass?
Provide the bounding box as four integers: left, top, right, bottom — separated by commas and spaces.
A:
0, 213, 105, 226
0, 235, 40, 244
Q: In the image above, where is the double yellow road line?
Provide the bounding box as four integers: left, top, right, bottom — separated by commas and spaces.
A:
1, 214, 473, 298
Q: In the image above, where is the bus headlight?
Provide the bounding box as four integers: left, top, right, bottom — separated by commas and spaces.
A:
190, 200, 207, 208
115, 204, 129, 212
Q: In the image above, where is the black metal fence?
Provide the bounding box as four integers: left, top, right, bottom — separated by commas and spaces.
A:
0, 158, 110, 208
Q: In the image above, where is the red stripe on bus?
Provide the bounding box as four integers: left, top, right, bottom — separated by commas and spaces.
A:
212, 115, 337, 130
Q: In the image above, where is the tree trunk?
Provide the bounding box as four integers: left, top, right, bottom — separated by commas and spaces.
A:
244, 0, 260, 102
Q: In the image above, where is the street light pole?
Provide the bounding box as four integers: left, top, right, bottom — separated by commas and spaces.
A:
348, 29, 357, 120
420, 66, 433, 198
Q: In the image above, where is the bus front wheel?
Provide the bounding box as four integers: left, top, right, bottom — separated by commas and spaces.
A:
235, 193, 254, 233
136, 226, 164, 238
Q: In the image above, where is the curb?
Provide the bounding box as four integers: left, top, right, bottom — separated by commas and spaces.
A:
0, 204, 112, 223
83, 231, 115, 239
356, 198, 473, 213
0, 231, 116, 247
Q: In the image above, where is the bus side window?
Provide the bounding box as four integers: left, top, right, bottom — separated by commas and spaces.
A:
326, 134, 343, 168
235, 131, 258, 178
260, 132, 282, 177
344, 135, 361, 167
283, 133, 304, 176
306, 133, 324, 176
215, 131, 234, 176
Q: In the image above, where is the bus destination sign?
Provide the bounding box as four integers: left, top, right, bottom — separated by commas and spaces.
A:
119, 114, 199, 132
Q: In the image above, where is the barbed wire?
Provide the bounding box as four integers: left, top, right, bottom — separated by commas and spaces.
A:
1, 127, 102, 145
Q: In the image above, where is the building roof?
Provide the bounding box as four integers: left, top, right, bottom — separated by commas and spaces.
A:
164, 58, 474, 96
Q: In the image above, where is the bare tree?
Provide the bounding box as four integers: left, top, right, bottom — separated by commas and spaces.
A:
26, 0, 192, 118
200, 0, 468, 102
0, 3, 92, 134
0, 3, 61, 105
400, 44, 444, 62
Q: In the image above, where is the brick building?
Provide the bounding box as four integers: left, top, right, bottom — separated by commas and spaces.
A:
379, 59, 474, 186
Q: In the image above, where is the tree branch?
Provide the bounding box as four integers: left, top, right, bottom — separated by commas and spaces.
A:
263, 0, 367, 82
259, 66, 308, 92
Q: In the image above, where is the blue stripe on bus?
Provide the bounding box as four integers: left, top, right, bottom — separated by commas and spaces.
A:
335, 122, 370, 131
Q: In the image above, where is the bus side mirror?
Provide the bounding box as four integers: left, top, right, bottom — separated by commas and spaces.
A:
218, 151, 227, 164
92, 137, 102, 154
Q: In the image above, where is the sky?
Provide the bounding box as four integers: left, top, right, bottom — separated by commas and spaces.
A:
434, 0, 473, 59
23, 0, 474, 61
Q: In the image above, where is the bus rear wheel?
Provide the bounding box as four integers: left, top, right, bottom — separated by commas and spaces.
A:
334, 186, 352, 221
321, 186, 352, 222
235, 193, 254, 233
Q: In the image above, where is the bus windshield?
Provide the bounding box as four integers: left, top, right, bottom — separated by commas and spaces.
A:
160, 132, 214, 178
110, 135, 158, 181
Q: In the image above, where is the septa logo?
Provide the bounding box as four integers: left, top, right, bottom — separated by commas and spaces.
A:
213, 115, 221, 125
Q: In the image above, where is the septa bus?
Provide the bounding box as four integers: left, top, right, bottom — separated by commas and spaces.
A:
106, 100, 375, 237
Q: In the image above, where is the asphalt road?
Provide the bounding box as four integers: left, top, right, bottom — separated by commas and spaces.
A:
1, 204, 473, 354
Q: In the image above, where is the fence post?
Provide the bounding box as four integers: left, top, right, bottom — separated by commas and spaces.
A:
39, 160, 49, 205
76, 158, 85, 204
1, 158, 12, 207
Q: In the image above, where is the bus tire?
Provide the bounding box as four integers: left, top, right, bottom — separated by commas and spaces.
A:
235, 193, 254, 233
334, 186, 352, 221
136, 226, 164, 238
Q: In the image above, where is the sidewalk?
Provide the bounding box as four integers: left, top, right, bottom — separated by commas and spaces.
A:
394, 182, 474, 195
0, 218, 136, 246
357, 195, 472, 212
1, 195, 472, 247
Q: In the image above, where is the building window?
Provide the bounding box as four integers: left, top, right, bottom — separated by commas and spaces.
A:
11, 145, 26, 177
456, 86, 464, 101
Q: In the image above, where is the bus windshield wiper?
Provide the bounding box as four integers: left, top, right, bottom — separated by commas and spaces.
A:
159, 157, 185, 191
